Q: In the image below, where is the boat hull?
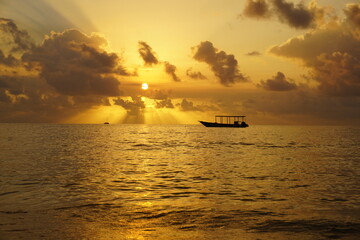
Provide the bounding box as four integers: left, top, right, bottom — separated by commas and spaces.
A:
199, 121, 249, 128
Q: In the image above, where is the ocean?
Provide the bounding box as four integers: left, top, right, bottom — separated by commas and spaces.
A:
0, 124, 359, 240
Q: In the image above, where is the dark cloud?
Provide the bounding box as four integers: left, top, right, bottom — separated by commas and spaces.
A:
0, 17, 34, 53
0, 74, 112, 123
193, 41, 248, 86
145, 89, 174, 108
138, 41, 159, 66
243, 0, 271, 19
71, 95, 111, 106
186, 68, 207, 80
148, 89, 171, 100
0, 75, 24, 95
178, 98, 202, 111
177, 98, 218, 112
269, 8, 360, 96
241, 88, 360, 125
0, 89, 11, 103
113, 96, 145, 115
156, 98, 174, 108
137, 42, 181, 83
344, 3, 360, 28
242, 0, 328, 29
0, 19, 128, 123
258, 72, 297, 91
272, 0, 314, 29
0, 18, 29, 68
164, 61, 181, 82
313, 52, 360, 96
0, 78, 8, 89
153, 90, 167, 100
22, 29, 129, 96
245, 51, 261, 56
0, 49, 19, 66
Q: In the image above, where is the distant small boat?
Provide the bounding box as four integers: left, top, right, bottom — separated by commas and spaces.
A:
104, 122, 109, 124
200, 115, 249, 128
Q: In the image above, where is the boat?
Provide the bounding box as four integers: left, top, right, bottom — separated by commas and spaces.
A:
199, 115, 249, 128
104, 122, 109, 124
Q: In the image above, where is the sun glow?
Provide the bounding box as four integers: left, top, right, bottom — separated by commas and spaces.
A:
141, 83, 149, 90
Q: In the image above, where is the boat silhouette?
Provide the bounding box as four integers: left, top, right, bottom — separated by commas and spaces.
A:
200, 115, 249, 128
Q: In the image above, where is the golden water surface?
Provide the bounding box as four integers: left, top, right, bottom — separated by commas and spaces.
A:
0, 124, 359, 239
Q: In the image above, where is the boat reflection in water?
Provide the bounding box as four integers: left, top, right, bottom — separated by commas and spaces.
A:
200, 115, 249, 128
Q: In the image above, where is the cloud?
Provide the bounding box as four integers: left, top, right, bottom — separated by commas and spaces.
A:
22, 29, 130, 96
258, 72, 297, 91
272, 0, 314, 29
177, 98, 218, 112
186, 68, 207, 80
164, 61, 181, 82
138, 41, 159, 66
0, 74, 112, 123
178, 98, 202, 111
151, 90, 168, 100
344, 3, 360, 28
242, 0, 329, 29
0, 49, 19, 66
0, 18, 34, 53
113, 96, 145, 115
269, 6, 360, 96
137, 41, 181, 82
0, 75, 25, 95
240, 88, 360, 124
144, 89, 174, 108
0, 18, 31, 69
193, 41, 248, 86
245, 51, 261, 56
156, 98, 174, 108
243, 0, 271, 19
0, 90, 11, 103
143, 89, 174, 108
313, 52, 360, 96
0, 19, 128, 123
146, 89, 174, 101
269, 27, 359, 64
0, 0, 97, 42
0, 78, 8, 89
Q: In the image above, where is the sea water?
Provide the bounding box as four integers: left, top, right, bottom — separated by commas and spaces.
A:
0, 124, 359, 240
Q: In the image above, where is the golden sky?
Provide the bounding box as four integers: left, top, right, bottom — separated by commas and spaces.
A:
0, 0, 359, 125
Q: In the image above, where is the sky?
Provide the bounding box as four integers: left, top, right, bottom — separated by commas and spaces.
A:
0, 0, 359, 125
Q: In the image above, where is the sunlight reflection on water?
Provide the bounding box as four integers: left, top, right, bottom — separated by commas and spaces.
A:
0, 124, 359, 239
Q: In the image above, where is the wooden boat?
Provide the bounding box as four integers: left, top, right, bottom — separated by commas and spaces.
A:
199, 115, 249, 128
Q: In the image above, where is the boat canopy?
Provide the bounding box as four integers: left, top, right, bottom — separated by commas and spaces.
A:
215, 115, 246, 124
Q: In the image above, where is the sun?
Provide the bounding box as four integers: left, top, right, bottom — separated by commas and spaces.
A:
141, 83, 149, 90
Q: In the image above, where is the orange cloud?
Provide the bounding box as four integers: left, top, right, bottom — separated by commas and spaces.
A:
269, 16, 360, 96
